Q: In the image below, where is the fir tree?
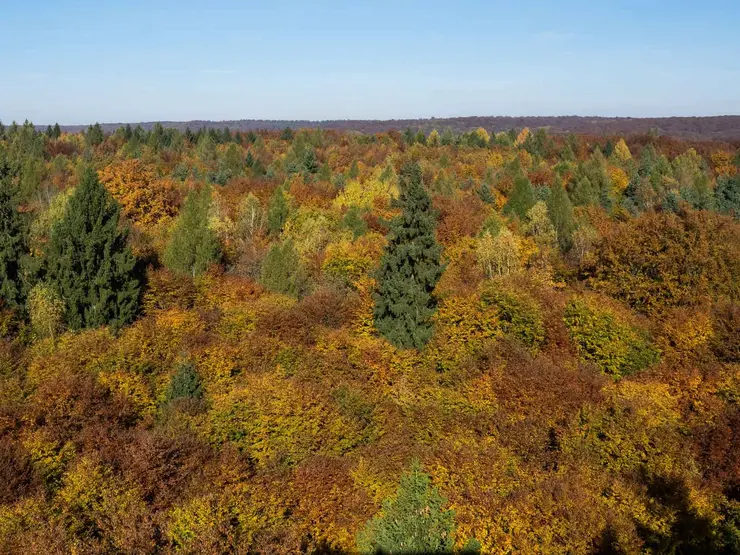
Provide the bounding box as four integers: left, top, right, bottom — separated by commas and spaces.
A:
356, 460, 456, 554
164, 185, 220, 277
164, 361, 203, 403
302, 147, 320, 174
374, 162, 443, 349
403, 127, 416, 145
0, 164, 26, 308
85, 123, 104, 147
547, 179, 576, 251
45, 167, 140, 330
348, 160, 359, 180
477, 181, 495, 204
441, 128, 454, 146
503, 174, 536, 219
267, 185, 290, 236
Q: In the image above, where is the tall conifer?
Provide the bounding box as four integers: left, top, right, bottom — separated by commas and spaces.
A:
547, 179, 576, 251
46, 167, 139, 329
0, 162, 26, 308
373, 162, 443, 349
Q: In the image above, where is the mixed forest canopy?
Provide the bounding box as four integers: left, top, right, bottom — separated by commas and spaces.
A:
0, 118, 739, 554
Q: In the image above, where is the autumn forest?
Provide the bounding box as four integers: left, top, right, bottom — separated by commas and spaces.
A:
0, 119, 739, 554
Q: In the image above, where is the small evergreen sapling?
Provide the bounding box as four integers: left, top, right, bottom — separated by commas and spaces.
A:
356, 460, 456, 554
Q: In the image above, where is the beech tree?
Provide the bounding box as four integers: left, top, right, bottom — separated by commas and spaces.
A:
45, 167, 140, 330
374, 162, 443, 349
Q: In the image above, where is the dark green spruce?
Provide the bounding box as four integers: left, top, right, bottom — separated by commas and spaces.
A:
46, 167, 140, 330
373, 161, 443, 349
0, 161, 26, 308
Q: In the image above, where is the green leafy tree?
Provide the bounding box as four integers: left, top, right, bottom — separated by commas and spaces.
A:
267, 185, 290, 236
27, 283, 65, 342
374, 162, 443, 349
427, 129, 441, 147
570, 176, 599, 206
523, 201, 557, 250
357, 460, 456, 554
547, 179, 576, 251
716, 175, 740, 217
164, 186, 220, 277
260, 239, 305, 297
0, 165, 26, 308
503, 174, 536, 219
45, 167, 140, 330
342, 205, 368, 239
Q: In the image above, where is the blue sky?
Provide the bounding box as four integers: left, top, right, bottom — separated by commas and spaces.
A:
1, 1, 739, 124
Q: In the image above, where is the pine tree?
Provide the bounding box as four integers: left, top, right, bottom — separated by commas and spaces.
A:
503, 174, 536, 219
267, 185, 289, 236
164, 185, 220, 277
356, 460, 456, 554
45, 167, 140, 330
52, 123, 62, 139
547, 179, 576, 251
374, 162, 443, 349
0, 164, 26, 308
